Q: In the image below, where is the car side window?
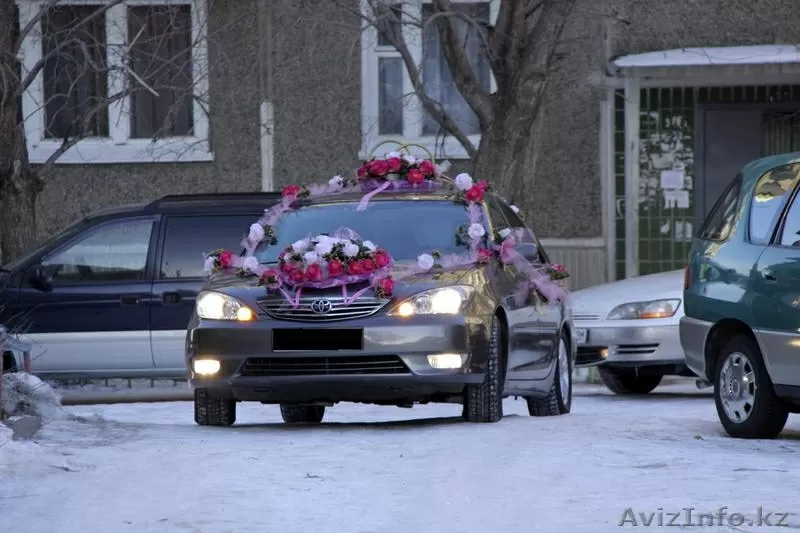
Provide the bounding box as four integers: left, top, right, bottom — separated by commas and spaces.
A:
698, 174, 741, 242
41, 219, 154, 284
160, 215, 257, 279
749, 164, 800, 244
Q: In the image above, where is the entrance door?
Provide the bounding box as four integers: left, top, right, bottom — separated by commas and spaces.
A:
696, 108, 763, 225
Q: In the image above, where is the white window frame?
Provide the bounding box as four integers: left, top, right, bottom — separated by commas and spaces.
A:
16, 0, 213, 165
360, 0, 498, 160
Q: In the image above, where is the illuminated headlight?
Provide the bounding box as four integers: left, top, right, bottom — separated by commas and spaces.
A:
388, 286, 474, 317
606, 299, 680, 320
196, 291, 255, 321
193, 359, 221, 375
427, 353, 467, 369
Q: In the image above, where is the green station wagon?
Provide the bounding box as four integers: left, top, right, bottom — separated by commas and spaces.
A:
681, 152, 800, 439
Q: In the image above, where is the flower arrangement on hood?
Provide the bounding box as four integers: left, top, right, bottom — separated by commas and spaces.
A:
202, 140, 569, 308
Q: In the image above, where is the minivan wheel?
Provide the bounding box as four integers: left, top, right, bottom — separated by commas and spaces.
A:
714, 335, 788, 439
280, 404, 325, 424
528, 331, 572, 416
194, 389, 236, 427
597, 366, 662, 395
462, 315, 504, 423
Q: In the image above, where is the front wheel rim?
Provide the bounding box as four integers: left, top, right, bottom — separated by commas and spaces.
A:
558, 338, 570, 400
719, 351, 757, 423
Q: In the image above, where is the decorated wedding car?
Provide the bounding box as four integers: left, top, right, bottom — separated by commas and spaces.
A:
187, 143, 575, 426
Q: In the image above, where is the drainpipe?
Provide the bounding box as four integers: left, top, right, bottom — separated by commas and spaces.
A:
258, 0, 275, 192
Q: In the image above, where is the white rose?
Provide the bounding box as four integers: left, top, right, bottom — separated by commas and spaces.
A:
204, 256, 216, 274
468, 223, 486, 240
386, 151, 402, 159
329, 175, 344, 188
498, 228, 512, 239
315, 241, 333, 256
242, 256, 259, 272
455, 173, 473, 191
417, 253, 435, 271
403, 154, 416, 165
303, 251, 319, 264
291, 239, 309, 253
510, 204, 520, 213
248, 223, 265, 243
343, 242, 360, 257
362, 240, 377, 252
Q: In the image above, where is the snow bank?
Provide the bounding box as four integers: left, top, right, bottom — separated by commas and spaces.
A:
1, 372, 68, 421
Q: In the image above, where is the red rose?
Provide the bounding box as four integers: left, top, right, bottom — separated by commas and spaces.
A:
348, 261, 363, 275
374, 250, 390, 268
367, 160, 390, 177
328, 259, 344, 277
306, 264, 323, 281
477, 248, 494, 262
418, 160, 435, 176
464, 184, 485, 203
377, 276, 394, 296
357, 164, 369, 177
407, 169, 425, 184
386, 157, 403, 173
218, 250, 233, 268
291, 269, 305, 283
282, 184, 300, 198
552, 263, 566, 273
476, 180, 488, 191
362, 258, 375, 272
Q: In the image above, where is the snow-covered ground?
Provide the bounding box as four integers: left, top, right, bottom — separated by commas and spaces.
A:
2, 380, 800, 533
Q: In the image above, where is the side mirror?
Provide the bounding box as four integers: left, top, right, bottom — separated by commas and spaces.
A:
28, 264, 54, 291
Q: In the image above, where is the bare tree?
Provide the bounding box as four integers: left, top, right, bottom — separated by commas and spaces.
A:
354, 0, 576, 203
0, 0, 218, 263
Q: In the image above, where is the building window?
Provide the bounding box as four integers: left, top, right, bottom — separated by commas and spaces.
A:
17, 0, 212, 164
362, 0, 495, 160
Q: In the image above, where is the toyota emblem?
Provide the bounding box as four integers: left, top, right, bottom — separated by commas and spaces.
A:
310, 299, 333, 314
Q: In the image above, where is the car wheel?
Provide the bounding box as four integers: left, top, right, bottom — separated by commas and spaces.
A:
527, 330, 572, 416
280, 404, 325, 424
194, 388, 236, 427
462, 315, 504, 423
714, 335, 788, 439
597, 366, 662, 394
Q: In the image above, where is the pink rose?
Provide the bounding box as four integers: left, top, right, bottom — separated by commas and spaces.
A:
418, 160, 435, 176
407, 169, 425, 185
348, 261, 364, 275
367, 160, 390, 177
306, 264, 323, 281
291, 269, 305, 283
386, 157, 403, 173
376, 276, 394, 297
374, 250, 390, 268
218, 250, 233, 268
328, 259, 344, 277
477, 248, 494, 263
464, 184, 485, 203
282, 184, 301, 198
361, 258, 375, 272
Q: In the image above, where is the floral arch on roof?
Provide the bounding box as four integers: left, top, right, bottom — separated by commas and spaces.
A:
204, 140, 569, 308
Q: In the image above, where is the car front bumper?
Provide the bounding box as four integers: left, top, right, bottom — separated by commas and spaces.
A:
185, 317, 490, 403
573, 321, 685, 368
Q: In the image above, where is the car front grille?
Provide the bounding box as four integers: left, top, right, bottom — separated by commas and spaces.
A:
239, 355, 410, 376
258, 294, 390, 322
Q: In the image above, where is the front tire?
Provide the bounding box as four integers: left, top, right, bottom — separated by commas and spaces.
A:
194, 389, 236, 426
598, 366, 662, 395
280, 404, 325, 424
528, 331, 572, 416
462, 315, 504, 423
714, 335, 788, 439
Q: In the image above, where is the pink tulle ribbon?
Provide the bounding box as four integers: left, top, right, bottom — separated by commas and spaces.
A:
278, 286, 303, 308
342, 284, 372, 305
356, 181, 392, 211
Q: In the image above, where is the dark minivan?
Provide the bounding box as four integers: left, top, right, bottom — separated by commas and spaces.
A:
0, 193, 281, 379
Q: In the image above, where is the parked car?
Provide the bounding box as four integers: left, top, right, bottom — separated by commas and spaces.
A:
681, 152, 800, 439
186, 190, 575, 426
0, 192, 282, 379
570, 269, 695, 394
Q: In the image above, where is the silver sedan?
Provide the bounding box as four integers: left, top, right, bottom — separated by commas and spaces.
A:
569, 269, 697, 394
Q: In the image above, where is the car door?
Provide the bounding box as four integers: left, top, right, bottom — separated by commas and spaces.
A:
483, 196, 543, 389
16, 216, 159, 375
150, 213, 261, 373
749, 163, 800, 388
493, 198, 557, 385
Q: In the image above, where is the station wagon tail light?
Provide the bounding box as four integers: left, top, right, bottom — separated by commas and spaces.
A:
388, 286, 475, 317
196, 291, 255, 321
683, 265, 690, 290
606, 299, 681, 320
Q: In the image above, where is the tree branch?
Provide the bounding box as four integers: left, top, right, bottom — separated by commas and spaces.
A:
428, 0, 493, 127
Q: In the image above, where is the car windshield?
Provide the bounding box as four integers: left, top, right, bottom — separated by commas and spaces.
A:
254, 199, 475, 263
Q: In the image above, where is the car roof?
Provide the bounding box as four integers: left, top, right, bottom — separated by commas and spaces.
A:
740, 151, 800, 188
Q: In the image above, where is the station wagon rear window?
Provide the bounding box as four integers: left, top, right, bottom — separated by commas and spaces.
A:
254, 200, 475, 263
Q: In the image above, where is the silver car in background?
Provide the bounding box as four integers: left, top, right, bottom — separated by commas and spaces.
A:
569, 269, 696, 394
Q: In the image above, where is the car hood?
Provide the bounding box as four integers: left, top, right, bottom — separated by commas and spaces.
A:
569, 269, 684, 313
203, 264, 486, 308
